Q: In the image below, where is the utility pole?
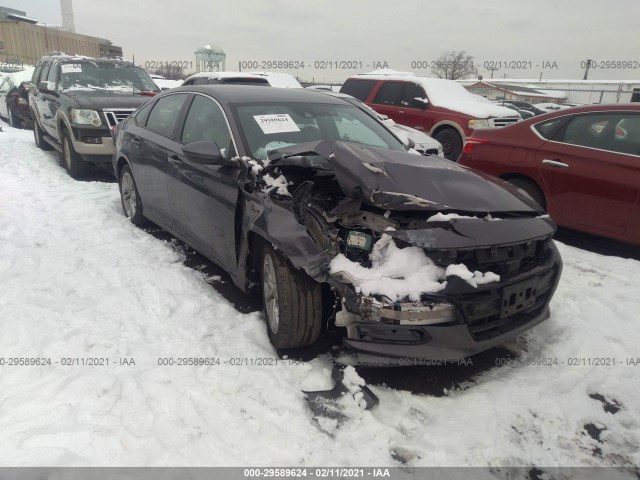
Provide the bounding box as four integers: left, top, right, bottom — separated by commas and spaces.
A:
583, 59, 593, 80
487, 67, 498, 79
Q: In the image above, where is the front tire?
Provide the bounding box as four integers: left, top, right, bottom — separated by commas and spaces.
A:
434, 128, 463, 161
33, 118, 52, 150
261, 244, 322, 349
118, 165, 147, 227
62, 129, 89, 179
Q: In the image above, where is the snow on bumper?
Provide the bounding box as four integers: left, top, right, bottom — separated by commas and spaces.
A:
331, 241, 562, 361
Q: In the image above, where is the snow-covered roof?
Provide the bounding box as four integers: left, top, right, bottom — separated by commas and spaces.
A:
6, 13, 38, 23
153, 78, 183, 90
247, 72, 302, 88
353, 70, 518, 118
5, 66, 35, 84
186, 71, 264, 80
468, 81, 568, 100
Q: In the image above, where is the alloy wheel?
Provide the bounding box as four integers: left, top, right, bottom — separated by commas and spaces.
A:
262, 253, 280, 334
120, 171, 137, 218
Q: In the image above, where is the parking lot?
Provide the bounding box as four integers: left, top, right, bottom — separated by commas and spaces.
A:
1, 123, 639, 468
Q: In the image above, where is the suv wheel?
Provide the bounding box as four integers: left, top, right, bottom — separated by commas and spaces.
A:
434, 128, 463, 161
62, 129, 89, 179
8, 108, 21, 128
261, 244, 322, 349
33, 119, 52, 150
118, 165, 147, 227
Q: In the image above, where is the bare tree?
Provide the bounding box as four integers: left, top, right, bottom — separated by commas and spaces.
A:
431, 50, 476, 80
153, 64, 185, 81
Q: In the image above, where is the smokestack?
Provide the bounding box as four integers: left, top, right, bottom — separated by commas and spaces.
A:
60, 0, 75, 32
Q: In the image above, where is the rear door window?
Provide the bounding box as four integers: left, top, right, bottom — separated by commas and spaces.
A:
557, 113, 640, 156
402, 82, 427, 108
145, 93, 189, 138
534, 118, 564, 139
339, 79, 377, 101
373, 82, 404, 106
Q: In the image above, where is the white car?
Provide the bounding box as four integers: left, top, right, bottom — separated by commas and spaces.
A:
182, 71, 302, 88
534, 102, 575, 112
0, 67, 35, 128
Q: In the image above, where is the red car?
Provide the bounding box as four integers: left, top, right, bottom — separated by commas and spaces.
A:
458, 104, 640, 245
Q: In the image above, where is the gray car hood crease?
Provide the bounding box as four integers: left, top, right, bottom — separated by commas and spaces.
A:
265, 140, 543, 214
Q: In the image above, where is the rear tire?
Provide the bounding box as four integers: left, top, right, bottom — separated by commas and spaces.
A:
508, 177, 546, 210
261, 244, 322, 349
33, 119, 52, 150
62, 129, 89, 179
118, 165, 148, 227
434, 128, 463, 161
8, 108, 21, 128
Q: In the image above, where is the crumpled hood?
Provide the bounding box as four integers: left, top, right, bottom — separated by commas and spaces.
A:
267, 140, 542, 213
62, 89, 153, 110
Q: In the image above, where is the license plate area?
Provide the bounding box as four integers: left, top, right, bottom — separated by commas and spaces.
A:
501, 276, 540, 318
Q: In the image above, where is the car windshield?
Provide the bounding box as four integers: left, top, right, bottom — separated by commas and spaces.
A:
59, 62, 160, 92
234, 102, 406, 160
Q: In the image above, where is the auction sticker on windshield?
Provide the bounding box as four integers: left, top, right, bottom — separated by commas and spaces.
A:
61, 64, 83, 73
254, 114, 301, 134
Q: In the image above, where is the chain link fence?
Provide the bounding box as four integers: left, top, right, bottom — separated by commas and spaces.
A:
533, 86, 640, 105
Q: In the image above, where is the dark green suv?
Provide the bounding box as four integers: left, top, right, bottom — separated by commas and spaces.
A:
29, 54, 160, 178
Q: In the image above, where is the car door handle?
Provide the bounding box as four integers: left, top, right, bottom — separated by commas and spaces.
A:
398, 110, 405, 114
131, 136, 141, 145
542, 159, 569, 168
168, 155, 183, 168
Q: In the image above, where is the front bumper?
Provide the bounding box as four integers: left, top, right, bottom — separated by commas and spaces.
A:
71, 126, 114, 162
338, 242, 562, 362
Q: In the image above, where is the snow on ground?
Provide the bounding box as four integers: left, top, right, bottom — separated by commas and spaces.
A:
1, 123, 640, 468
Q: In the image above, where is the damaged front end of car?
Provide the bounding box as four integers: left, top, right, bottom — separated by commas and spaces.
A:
243, 140, 562, 361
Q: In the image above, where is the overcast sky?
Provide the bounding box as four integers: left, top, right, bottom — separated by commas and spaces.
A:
4, 0, 640, 82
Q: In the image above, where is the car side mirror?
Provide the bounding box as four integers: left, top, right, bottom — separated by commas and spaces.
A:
405, 137, 416, 149
411, 97, 428, 109
37, 81, 55, 93
182, 140, 236, 166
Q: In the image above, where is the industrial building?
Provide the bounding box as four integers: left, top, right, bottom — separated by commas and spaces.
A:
0, 3, 122, 70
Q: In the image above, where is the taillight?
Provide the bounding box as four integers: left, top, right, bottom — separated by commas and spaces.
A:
462, 138, 489, 155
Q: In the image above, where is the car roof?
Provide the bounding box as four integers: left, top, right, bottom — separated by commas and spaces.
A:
166, 84, 352, 105
184, 71, 266, 81
37, 54, 134, 66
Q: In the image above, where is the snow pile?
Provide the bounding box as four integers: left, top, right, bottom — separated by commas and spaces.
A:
262, 173, 291, 196
330, 234, 501, 300
330, 234, 446, 301
445, 264, 500, 288
2, 123, 640, 468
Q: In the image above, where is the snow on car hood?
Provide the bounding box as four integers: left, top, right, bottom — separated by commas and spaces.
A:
416, 78, 518, 118
62, 89, 156, 110
266, 140, 542, 213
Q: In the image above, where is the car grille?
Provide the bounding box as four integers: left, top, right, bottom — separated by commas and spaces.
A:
429, 237, 552, 279
490, 117, 520, 128
103, 109, 135, 128
456, 266, 559, 341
